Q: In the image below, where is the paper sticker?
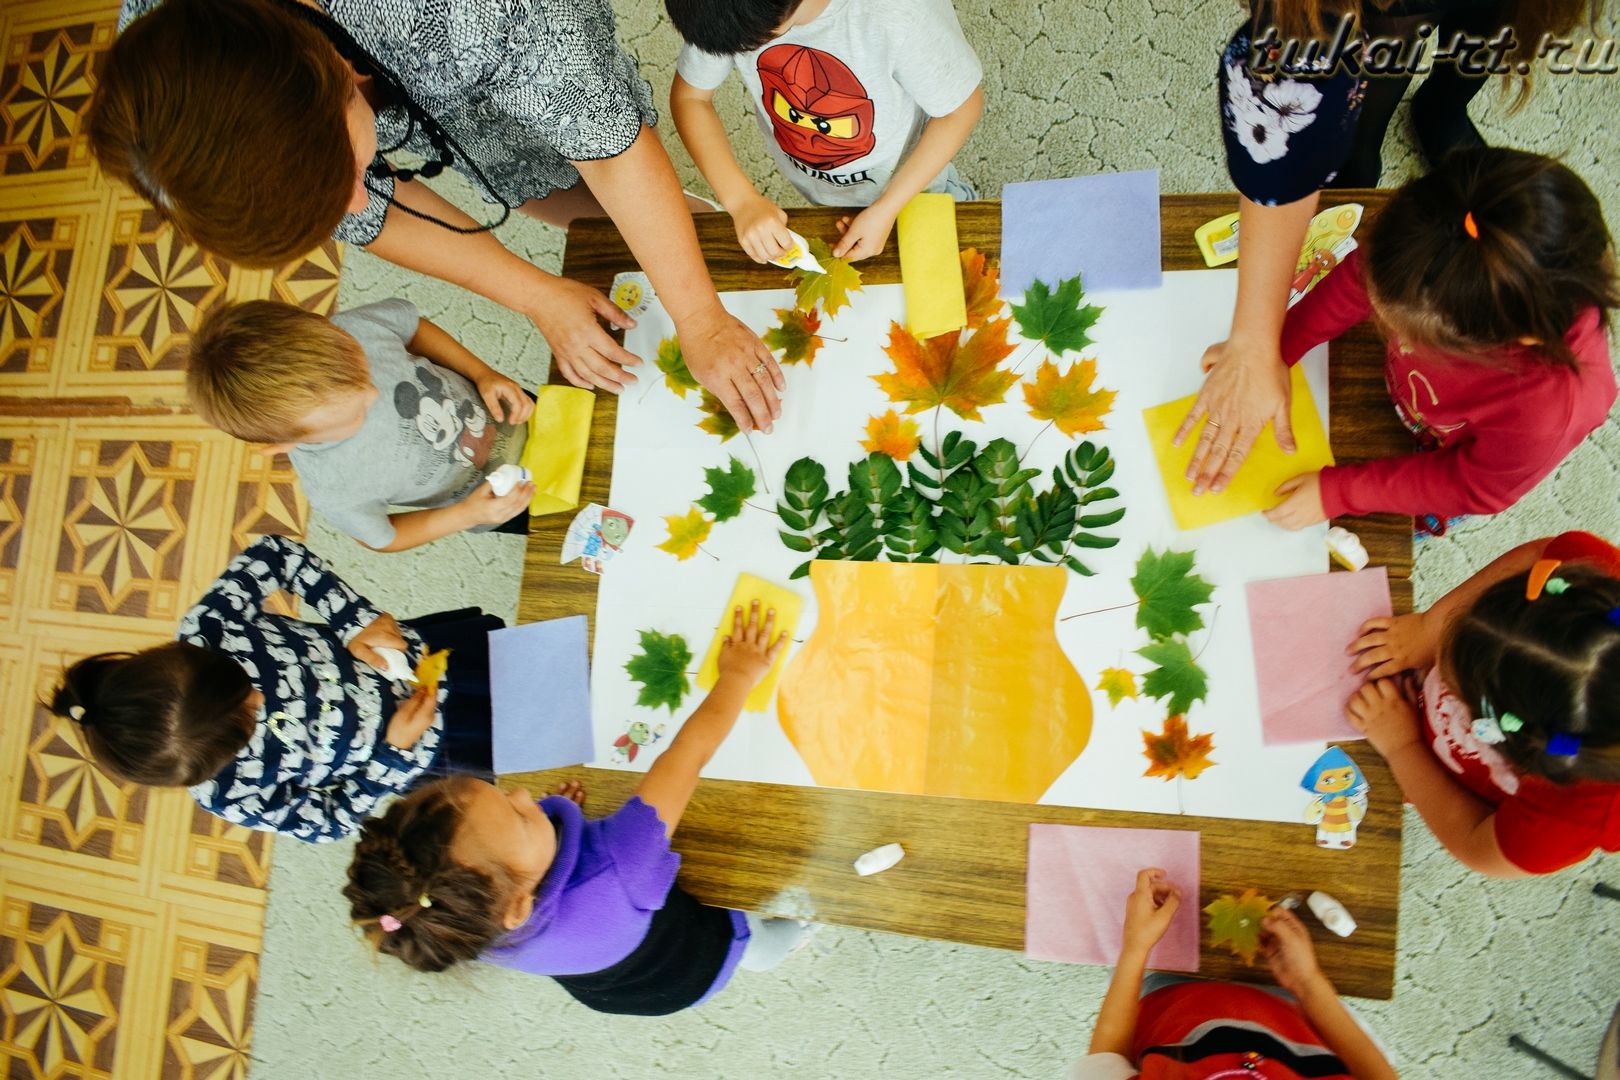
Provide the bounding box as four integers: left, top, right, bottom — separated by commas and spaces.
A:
1300, 747, 1368, 850
561, 503, 635, 574
610, 720, 666, 764
611, 272, 656, 318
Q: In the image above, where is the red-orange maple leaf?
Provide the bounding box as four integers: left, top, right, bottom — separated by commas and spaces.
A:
763, 306, 825, 366
1023, 358, 1118, 436
960, 248, 1004, 328
872, 318, 1018, 422
1141, 714, 1216, 781
860, 410, 922, 460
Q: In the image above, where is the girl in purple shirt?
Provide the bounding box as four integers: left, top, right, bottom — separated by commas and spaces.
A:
344, 602, 808, 1014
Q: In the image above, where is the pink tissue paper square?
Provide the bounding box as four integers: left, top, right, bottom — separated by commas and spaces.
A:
1024, 824, 1200, 971
1246, 567, 1393, 746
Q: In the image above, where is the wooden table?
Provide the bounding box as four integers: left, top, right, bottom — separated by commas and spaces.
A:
513, 194, 1410, 999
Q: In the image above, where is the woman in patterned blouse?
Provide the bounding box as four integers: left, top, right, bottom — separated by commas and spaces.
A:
91, 0, 784, 434
49, 536, 494, 843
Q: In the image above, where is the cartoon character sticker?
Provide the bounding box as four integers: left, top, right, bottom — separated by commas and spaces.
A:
612, 721, 666, 764
394, 367, 493, 468
757, 43, 875, 171
561, 504, 636, 574
1300, 746, 1369, 850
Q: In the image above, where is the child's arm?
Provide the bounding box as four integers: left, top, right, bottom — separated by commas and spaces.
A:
1088, 868, 1182, 1057
669, 74, 794, 264
1261, 908, 1399, 1079
407, 318, 535, 425
1277, 249, 1375, 367
832, 86, 985, 262
199, 535, 385, 645
1350, 538, 1549, 679
1347, 678, 1529, 878
635, 601, 786, 836
368, 483, 535, 553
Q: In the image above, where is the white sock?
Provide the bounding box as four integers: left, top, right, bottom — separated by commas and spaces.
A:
739, 913, 810, 972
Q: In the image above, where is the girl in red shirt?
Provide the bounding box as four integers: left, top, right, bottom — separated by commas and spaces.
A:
1347, 531, 1620, 876
1264, 148, 1618, 532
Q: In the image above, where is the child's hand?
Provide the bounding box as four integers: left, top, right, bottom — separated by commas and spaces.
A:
833, 204, 897, 262
1346, 675, 1421, 756
1120, 867, 1182, 960
716, 600, 788, 688
349, 612, 407, 670
555, 779, 586, 807
384, 684, 438, 749
476, 371, 535, 425
1349, 612, 1437, 678
1260, 907, 1330, 997
1264, 472, 1327, 530
732, 195, 793, 264
458, 478, 535, 526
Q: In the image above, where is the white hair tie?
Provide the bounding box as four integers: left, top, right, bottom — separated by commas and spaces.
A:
68, 705, 85, 721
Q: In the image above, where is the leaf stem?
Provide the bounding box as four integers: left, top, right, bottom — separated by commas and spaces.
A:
743, 433, 772, 495
1059, 599, 1142, 622
932, 405, 945, 489
816, 335, 848, 344
744, 500, 779, 516
638, 376, 664, 404
1008, 339, 1043, 376
1016, 420, 1055, 467
697, 544, 721, 562
1190, 604, 1223, 663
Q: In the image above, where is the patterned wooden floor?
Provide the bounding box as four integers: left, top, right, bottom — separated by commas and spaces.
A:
0, 1, 337, 1075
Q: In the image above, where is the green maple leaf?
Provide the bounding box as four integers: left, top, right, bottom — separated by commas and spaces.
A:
696, 390, 739, 442
1131, 548, 1215, 640
655, 336, 699, 399
1205, 889, 1274, 966
791, 238, 864, 318
696, 457, 756, 522
624, 629, 692, 712
1137, 639, 1210, 717
762, 306, 825, 366
1010, 276, 1104, 358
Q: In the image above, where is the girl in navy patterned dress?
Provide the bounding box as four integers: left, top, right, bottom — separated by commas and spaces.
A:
47, 535, 498, 842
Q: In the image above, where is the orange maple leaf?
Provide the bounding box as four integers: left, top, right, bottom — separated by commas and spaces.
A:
872, 318, 1018, 422
960, 248, 1004, 328
1141, 714, 1216, 781
1205, 888, 1275, 966
860, 410, 922, 460
763, 306, 825, 367
1023, 358, 1118, 437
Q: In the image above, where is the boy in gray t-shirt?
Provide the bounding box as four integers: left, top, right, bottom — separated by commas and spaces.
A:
187, 299, 535, 551
668, 0, 984, 264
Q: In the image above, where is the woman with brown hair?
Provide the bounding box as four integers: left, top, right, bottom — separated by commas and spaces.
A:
92, 0, 784, 433
1175, 1, 1604, 500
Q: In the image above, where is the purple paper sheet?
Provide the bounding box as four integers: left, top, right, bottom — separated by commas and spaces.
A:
1024, 823, 1200, 972
1000, 170, 1163, 296
1246, 568, 1393, 746
489, 615, 594, 773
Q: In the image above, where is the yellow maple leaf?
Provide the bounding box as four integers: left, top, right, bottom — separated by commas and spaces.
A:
1205, 888, 1275, 966
960, 247, 1004, 328
1023, 358, 1117, 437
1096, 667, 1138, 707
413, 649, 451, 695
872, 318, 1018, 421
860, 410, 922, 461
657, 507, 712, 561
1141, 714, 1216, 781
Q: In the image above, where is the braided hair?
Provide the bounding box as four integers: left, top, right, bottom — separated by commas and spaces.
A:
1444, 564, 1620, 784
344, 778, 511, 973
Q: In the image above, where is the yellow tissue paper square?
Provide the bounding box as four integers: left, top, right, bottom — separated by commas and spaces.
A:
898, 193, 967, 340
520, 385, 595, 516
1142, 366, 1334, 531
697, 573, 804, 713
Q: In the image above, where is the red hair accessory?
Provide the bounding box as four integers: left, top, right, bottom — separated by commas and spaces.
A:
1463, 212, 1480, 240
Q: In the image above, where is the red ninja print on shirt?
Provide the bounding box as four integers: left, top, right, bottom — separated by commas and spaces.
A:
757, 43, 876, 171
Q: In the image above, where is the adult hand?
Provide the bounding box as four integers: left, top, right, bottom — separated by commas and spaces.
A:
527, 275, 641, 393
457, 479, 535, 526
1260, 907, 1330, 998
1120, 867, 1182, 960
348, 613, 407, 670
833, 204, 898, 262
1348, 613, 1437, 679
1345, 676, 1422, 757
1265, 472, 1327, 530
475, 370, 536, 424
384, 684, 439, 750
1175, 338, 1294, 495
732, 194, 793, 264
680, 306, 784, 433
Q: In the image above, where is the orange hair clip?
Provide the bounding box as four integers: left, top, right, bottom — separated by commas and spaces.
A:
1526, 558, 1563, 600
1463, 211, 1480, 240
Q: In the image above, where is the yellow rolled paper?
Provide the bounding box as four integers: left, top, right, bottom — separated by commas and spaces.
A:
520, 385, 595, 516
897, 193, 968, 340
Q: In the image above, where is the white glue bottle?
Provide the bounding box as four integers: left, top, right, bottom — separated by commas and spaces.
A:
1306, 891, 1357, 937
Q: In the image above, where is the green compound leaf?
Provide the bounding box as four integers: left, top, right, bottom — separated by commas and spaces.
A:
695, 457, 756, 523
1131, 548, 1216, 641
1011, 276, 1105, 358
624, 629, 692, 712
1137, 638, 1211, 718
